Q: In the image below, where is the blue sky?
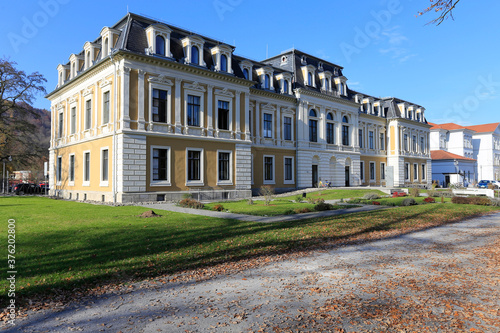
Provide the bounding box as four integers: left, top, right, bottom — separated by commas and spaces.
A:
1, 0, 498, 126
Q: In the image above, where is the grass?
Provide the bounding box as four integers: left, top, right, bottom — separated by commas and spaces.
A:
350, 196, 452, 206
204, 199, 358, 216
279, 188, 387, 201
1, 196, 499, 309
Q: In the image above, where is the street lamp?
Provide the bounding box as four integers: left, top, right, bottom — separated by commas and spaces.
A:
2, 155, 12, 194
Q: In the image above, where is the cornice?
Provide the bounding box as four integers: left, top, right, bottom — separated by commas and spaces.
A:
249, 87, 297, 103
294, 88, 358, 108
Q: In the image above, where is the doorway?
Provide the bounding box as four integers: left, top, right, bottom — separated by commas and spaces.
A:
345, 166, 350, 187
312, 165, 318, 188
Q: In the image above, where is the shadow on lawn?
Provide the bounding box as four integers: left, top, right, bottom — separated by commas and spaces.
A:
2, 203, 494, 308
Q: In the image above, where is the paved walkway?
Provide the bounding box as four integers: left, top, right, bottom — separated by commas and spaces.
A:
10, 213, 500, 332
139, 201, 389, 223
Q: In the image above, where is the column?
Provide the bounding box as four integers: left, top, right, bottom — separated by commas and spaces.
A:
255, 102, 260, 143
121, 66, 131, 129
206, 85, 213, 136
276, 106, 281, 145
244, 94, 250, 141
319, 106, 326, 145
235, 91, 241, 139
137, 70, 145, 130
93, 83, 98, 134
174, 77, 182, 134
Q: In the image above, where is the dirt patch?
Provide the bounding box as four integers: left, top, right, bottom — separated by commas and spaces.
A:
138, 210, 162, 218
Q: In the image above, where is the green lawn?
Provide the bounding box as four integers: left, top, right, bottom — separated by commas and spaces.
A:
279, 188, 386, 201
350, 196, 452, 206
204, 199, 358, 216
1, 197, 498, 309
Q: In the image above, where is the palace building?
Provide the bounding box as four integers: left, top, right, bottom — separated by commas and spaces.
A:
47, 13, 432, 203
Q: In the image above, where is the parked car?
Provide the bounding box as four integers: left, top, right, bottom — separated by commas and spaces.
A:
13, 183, 41, 195
477, 180, 500, 188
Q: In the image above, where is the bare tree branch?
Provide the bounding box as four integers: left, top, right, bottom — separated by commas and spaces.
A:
418, 0, 462, 26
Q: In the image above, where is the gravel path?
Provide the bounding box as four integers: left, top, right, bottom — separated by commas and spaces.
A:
8, 213, 500, 332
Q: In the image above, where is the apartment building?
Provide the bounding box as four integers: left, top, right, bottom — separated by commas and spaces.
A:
47, 13, 431, 203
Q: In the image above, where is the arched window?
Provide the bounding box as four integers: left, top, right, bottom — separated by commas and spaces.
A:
191, 46, 199, 65
243, 68, 249, 80
326, 112, 333, 121
326, 113, 334, 144
283, 80, 289, 94
308, 72, 313, 86
156, 35, 165, 56
86, 51, 91, 68
103, 38, 109, 57
342, 116, 349, 146
309, 109, 318, 142
264, 74, 270, 89
220, 54, 228, 72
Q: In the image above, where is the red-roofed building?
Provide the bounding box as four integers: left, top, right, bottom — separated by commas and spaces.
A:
430, 150, 477, 187
430, 122, 500, 184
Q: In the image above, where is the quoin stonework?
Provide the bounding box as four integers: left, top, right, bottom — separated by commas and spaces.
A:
46, 13, 432, 203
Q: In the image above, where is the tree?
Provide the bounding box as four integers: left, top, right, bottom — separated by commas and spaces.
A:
0, 58, 47, 167
418, 0, 462, 26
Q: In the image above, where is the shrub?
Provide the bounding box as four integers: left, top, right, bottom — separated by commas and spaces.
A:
182, 193, 193, 199
247, 198, 254, 205
427, 190, 438, 197
402, 198, 418, 206
259, 185, 275, 206
451, 196, 468, 204
489, 198, 500, 206
424, 197, 435, 203
441, 196, 445, 203
294, 207, 312, 214
283, 209, 296, 215
212, 204, 224, 212
314, 198, 325, 204
178, 198, 204, 209
314, 202, 334, 211
294, 195, 303, 203
409, 188, 420, 197
392, 191, 407, 198
451, 196, 491, 205
372, 201, 381, 205
362, 192, 380, 200
306, 196, 316, 204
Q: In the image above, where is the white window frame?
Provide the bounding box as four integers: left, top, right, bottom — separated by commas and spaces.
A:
262, 112, 274, 139
421, 164, 426, 180
100, 147, 109, 187
380, 162, 386, 180
282, 114, 293, 141
217, 150, 233, 185
360, 161, 365, 181
58, 109, 64, 139
215, 95, 232, 132
184, 90, 205, 128
369, 161, 376, 181
84, 97, 92, 131
83, 150, 91, 187
413, 163, 419, 180
149, 81, 173, 124
404, 162, 410, 181
70, 102, 77, 135
283, 156, 295, 185
68, 153, 75, 186
186, 148, 204, 186
101, 88, 111, 125
263, 155, 275, 185
56, 156, 62, 186
150, 145, 172, 187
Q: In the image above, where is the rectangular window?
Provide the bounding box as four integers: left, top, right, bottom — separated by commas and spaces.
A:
101, 149, 109, 183
263, 113, 272, 138
103, 91, 110, 124
56, 156, 62, 182
152, 89, 168, 123
360, 161, 364, 181
70, 107, 76, 135
58, 111, 64, 138
358, 129, 363, 148
84, 152, 90, 183
421, 164, 426, 180
380, 133, 385, 150
405, 163, 409, 180
342, 125, 349, 145
403, 134, 408, 151
264, 156, 274, 182
413, 163, 418, 180
326, 123, 334, 144
412, 135, 417, 151
218, 152, 230, 181
420, 137, 425, 153
187, 95, 200, 126
369, 162, 375, 180
187, 150, 201, 181
309, 119, 318, 142
369, 131, 374, 149
381, 162, 385, 180
69, 155, 75, 183
284, 157, 293, 182
284, 116, 292, 140
153, 148, 169, 181
218, 100, 229, 130
85, 99, 92, 130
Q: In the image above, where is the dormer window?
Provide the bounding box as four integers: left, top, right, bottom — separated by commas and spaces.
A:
146, 24, 172, 57
211, 44, 233, 73
363, 97, 374, 114
318, 71, 333, 92
334, 76, 348, 96
100, 27, 120, 60
417, 107, 425, 122
69, 54, 84, 79
83, 42, 101, 70
302, 65, 316, 87
182, 35, 206, 66
276, 73, 292, 94
239, 60, 253, 81
256, 66, 274, 90
57, 64, 69, 87
243, 68, 249, 79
